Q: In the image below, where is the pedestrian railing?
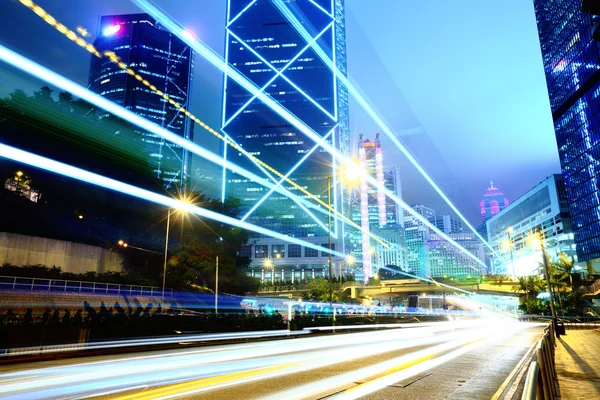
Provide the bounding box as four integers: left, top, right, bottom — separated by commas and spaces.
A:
522, 323, 558, 400
562, 321, 600, 330
0, 275, 173, 297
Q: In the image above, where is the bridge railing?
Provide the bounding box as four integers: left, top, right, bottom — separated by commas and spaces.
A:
0, 275, 173, 297
521, 323, 557, 400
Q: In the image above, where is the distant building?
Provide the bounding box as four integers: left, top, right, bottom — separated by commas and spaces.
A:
404, 205, 435, 277
88, 13, 194, 191
480, 181, 509, 223
348, 134, 404, 281
433, 215, 463, 234
427, 232, 485, 278
533, 1, 600, 264
486, 174, 576, 276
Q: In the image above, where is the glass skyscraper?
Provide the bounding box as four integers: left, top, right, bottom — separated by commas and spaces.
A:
89, 13, 194, 192
533, 1, 600, 262
222, 0, 349, 239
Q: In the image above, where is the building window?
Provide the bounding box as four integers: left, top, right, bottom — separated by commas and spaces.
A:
239, 245, 252, 258
305, 247, 318, 257
288, 244, 301, 258
272, 244, 285, 259
321, 243, 335, 257
255, 245, 268, 259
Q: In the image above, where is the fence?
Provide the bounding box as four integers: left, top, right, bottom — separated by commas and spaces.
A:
0, 275, 173, 297
522, 323, 557, 400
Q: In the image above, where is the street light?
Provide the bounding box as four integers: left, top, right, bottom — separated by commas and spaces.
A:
327, 175, 333, 315
504, 227, 517, 280
264, 258, 275, 285
528, 230, 559, 336
162, 198, 192, 303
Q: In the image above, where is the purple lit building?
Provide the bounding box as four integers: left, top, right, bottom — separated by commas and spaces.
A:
480, 181, 509, 223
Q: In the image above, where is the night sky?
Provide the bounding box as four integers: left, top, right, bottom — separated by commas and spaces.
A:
0, 0, 561, 225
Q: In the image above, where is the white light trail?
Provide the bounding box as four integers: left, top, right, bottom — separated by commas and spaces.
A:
0, 143, 346, 259
129, 0, 489, 272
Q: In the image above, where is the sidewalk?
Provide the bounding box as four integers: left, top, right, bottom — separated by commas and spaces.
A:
555, 330, 600, 399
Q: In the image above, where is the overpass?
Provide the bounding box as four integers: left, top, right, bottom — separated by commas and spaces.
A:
257, 279, 521, 301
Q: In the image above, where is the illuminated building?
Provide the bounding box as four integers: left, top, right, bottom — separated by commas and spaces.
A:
533, 1, 600, 263
480, 181, 509, 223
88, 13, 194, 191
223, 1, 350, 280
404, 205, 435, 277
427, 232, 485, 278
348, 137, 405, 281
486, 174, 576, 276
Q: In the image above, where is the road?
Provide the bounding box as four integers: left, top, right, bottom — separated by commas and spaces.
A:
0, 318, 543, 399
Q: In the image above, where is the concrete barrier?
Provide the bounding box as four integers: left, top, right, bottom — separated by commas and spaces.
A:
0, 232, 122, 274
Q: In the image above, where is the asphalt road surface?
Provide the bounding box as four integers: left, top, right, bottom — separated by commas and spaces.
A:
0, 318, 543, 399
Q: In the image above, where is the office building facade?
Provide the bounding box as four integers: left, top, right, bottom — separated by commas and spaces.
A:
486, 174, 576, 276
533, 1, 600, 262
223, 0, 350, 280
427, 232, 485, 278
404, 205, 435, 277
89, 13, 194, 191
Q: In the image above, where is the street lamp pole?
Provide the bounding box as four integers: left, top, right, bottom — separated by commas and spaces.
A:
162, 209, 171, 303
215, 256, 219, 314
327, 176, 333, 312
531, 231, 559, 336
507, 227, 517, 280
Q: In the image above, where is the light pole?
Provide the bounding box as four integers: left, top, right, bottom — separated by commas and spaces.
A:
215, 256, 219, 314
162, 209, 171, 303
264, 258, 274, 286
507, 227, 517, 280
327, 175, 333, 310
529, 231, 559, 336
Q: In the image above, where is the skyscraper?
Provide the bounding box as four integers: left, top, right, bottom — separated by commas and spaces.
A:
480, 181, 509, 223
89, 13, 194, 191
223, 0, 350, 281
349, 134, 404, 280
404, 204, 435, 277
533, 1, 600, 263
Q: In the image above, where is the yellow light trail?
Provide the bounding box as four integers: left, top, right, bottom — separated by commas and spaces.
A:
17, 0, 389, 248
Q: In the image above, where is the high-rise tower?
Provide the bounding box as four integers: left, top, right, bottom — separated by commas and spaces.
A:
222, 0, 350, 281
222, 0, 349, 237
533, 1, 600, 262
88, 14, 194, 191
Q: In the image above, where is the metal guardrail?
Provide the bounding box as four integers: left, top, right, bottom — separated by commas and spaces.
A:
522, 323, 558, 400
0, 275, 173, 297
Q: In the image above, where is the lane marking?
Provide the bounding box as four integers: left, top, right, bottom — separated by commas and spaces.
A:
490, 331, 541, 400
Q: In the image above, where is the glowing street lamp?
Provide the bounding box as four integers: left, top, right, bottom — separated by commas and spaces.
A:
264, 258, 275, 285
528, 230, 559, 336
345, 254, 356, 266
